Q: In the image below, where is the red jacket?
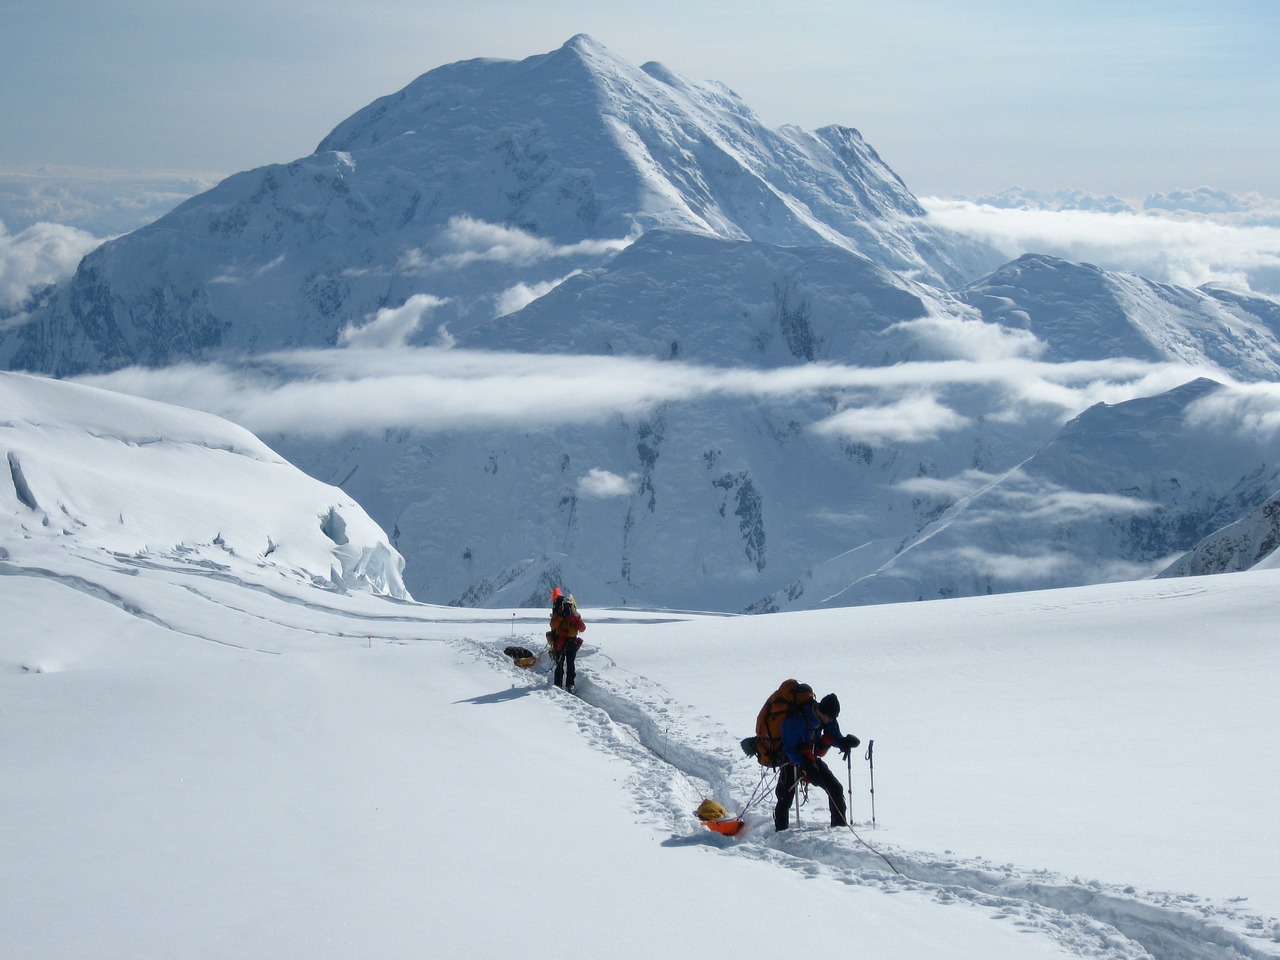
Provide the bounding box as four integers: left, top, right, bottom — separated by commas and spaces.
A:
549, 609, 585, 651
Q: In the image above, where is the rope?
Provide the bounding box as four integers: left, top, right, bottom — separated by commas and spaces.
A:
836, 810, 902, 876
733, 765, 777, 819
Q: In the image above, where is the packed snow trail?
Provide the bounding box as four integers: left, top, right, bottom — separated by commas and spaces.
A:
469, 633, 1280, 960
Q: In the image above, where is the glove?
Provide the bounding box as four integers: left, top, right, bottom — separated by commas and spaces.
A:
838, 734, 860, 761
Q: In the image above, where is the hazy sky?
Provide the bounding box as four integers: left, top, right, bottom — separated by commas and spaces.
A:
3, 0, 1278, 200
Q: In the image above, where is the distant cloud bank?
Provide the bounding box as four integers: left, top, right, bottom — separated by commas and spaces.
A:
73, 345, 1241, 443
923, 190, 1280, 296
0, 168, 220, 236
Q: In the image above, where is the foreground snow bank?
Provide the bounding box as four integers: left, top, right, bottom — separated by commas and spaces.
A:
0, 371, 407, 597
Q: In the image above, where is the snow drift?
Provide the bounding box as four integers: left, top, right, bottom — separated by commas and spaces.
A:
1, 371, 407, 598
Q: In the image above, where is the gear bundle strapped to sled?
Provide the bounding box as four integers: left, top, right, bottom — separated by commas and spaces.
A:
693, 799, 744, 835
503, 646, 540, 669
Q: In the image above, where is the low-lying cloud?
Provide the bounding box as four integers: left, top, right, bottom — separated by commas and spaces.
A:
1184, 381, 1280, 438
494, 272, 581, 317
812, 394, 971, 444
923, 197, 1280, 296
399, 216, 634, 272
339, 293, 449, 348
0, 220, 101, 309
72, 346, 1234, 442
576, 468, 636, 499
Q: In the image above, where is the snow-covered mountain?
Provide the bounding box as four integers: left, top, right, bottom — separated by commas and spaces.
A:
1158, 489, 1280, 577
752, 377, 1279, 610
3, 36, 1280, 611
1, 371, 406, 598
958, 254, 1280, 377
0, 35, 995, 377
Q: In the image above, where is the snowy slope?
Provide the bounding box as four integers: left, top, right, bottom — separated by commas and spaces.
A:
1, 371, 406, 598
2, 390, 1278, 959
460, 229, 936, 364
777, 377, 1280, 608
1159, 489, 1280, 577
959, 254, 1280, 378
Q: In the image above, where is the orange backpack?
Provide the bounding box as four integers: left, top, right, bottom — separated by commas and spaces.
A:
751, 679, 814, 767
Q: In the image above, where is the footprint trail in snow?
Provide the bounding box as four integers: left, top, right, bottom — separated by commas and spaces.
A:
468, 634, 1280, 960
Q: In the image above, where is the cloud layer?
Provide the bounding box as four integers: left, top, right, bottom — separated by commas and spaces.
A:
0, 220, 101, 310
73, 345, 1240, 443
923, 197, 1280, 295
401, 216, 634, 272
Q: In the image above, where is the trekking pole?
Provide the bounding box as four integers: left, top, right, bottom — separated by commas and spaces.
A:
865, 740, 877, 828
846, 750, 854, 825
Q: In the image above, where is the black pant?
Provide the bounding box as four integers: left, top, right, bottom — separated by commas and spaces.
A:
553, 642, 578, 688
774, 758, 847, 830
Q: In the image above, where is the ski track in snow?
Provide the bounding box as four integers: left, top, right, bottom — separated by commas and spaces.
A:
466, 632, 1280, 960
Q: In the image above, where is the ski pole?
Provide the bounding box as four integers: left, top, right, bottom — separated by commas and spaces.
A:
865, 739, 877, 828
846, 749, 854, 825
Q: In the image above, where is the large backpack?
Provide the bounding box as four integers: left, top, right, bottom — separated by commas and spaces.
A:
749, 679, 814, 767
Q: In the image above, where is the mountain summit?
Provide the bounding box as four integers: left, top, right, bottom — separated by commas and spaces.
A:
1, 36, 996, 376
316, 34, 960, 265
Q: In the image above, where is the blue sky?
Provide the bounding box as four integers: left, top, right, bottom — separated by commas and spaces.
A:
3, 0, 1278, 200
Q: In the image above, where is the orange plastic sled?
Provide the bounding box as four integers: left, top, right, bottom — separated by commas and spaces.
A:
703, 817, 745, 836
694, 799, 745, 836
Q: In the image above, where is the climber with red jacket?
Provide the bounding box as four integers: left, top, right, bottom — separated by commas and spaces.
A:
547, 589, 586, 692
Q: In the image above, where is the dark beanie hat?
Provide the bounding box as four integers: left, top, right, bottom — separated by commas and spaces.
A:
819, 693, 840, 718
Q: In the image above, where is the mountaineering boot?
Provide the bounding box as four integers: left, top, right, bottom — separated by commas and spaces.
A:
566, 682, 575, 693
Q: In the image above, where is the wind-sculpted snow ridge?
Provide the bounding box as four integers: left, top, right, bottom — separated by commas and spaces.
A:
468, 633, 1280, 960
0, 372, 408, 599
